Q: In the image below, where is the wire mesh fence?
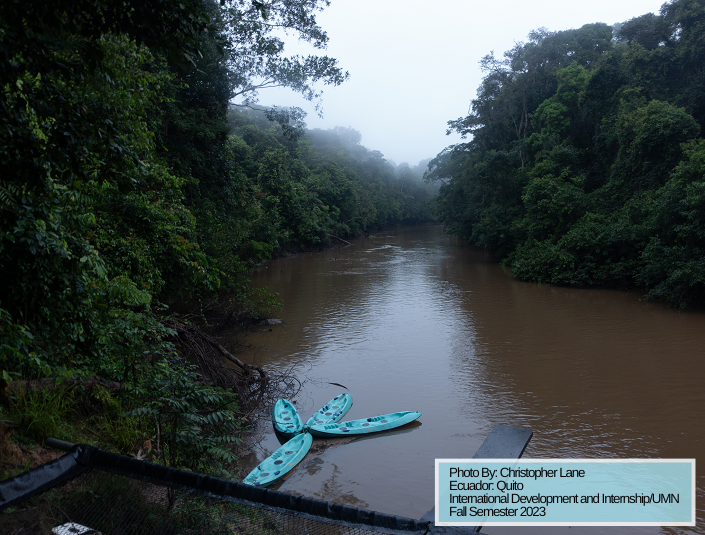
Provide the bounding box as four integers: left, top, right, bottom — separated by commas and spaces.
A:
2, 470, 386, 535
0, 446, 429, 535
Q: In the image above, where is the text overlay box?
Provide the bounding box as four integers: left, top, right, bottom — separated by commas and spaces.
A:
435, 459, 695, 526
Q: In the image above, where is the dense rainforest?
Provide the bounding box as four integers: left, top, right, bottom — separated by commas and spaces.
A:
5, 0, 701, 480
0, 0, 434, 474
429, 0, 705, 308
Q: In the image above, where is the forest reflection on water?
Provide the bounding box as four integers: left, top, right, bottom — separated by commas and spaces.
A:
236, 225, 705, 534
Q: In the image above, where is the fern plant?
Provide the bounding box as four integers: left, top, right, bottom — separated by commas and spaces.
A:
127, 358, 243, 472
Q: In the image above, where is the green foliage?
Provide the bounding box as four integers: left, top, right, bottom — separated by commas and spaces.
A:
512, 210, 649, 287
607, 98, 700, 201
0, 28, 196, 370
637, 139, 705, 307
0, 308, 41, 379
128, 359, 242, 471
0, 0, 257, 471
222, 0, 349, 110
0, 0, 437, 476
434, 148, 525, 257
6, 387, 75, 442
89, 385, 145, 453
436, 0, 705, 307
241, 287, 283, 320
106, 276, 152, 309
227, 109, 437, 249
532, 100, 570, 139
520, 171, 587, 241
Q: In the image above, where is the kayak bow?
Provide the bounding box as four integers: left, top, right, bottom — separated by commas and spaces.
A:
242, 432, 313, 487
304, 393, 353, 428
272, 398, 303, 435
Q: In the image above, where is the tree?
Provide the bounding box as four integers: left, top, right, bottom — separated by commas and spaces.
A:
223, 0, 349, 113
0, 0, 211, 369
616, 13, 673, 50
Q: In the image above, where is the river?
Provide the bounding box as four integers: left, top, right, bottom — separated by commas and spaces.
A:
236, 225, 704, 534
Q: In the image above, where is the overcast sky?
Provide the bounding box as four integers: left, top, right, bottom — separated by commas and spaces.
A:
251, 0, 667, 167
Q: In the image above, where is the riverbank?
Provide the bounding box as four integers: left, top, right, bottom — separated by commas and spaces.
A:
0, 296, 284, 483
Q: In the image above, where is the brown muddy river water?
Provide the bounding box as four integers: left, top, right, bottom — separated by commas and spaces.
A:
237, 225, 704, 534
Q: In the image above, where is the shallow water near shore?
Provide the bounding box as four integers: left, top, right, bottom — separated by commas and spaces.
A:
234, 225, 705, 534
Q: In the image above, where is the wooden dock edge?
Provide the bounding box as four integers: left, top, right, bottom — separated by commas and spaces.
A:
422, 425, 534, 534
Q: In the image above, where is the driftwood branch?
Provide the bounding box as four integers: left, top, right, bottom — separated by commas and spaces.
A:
160, 315, 306, 418
200, 331, 268, 382
171, 322, 268, 381
328, 233, 352, 246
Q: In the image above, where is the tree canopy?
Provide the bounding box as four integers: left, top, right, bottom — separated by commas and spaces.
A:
431, 0, 705, 308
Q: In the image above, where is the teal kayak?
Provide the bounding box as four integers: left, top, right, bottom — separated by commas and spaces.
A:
242, 432, 313, 487
272, 398, 303, 435
308, 411, 422, 437
304, 393, 353, 428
